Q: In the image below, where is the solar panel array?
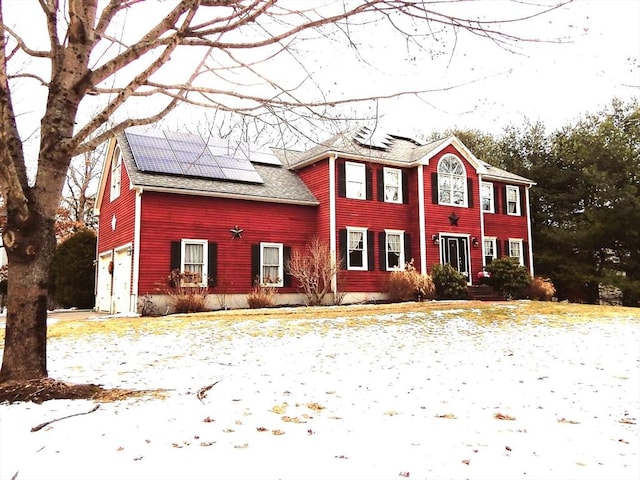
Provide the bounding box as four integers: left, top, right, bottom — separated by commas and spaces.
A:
352, 126, 395, 151
126, 130, 270, 184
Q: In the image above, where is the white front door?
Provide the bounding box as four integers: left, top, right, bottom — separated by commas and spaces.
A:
112, 247, 132, 313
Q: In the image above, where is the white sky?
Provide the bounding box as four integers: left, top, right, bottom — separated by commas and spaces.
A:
3, 0, 640, 153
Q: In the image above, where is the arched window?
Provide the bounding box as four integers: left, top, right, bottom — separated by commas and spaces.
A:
437, 154, 466, 206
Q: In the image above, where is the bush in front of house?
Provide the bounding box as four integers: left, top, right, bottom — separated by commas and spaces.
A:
50, 229, 96, 309
484, 257, 532, 299
431, 263, 468, 300
165, 269, 209, 313
246, 281, 278, 308
387, 260, 435, 302
527, 276, 556, 301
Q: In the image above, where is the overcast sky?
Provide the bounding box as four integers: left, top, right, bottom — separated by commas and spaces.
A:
3, 0, 640, 151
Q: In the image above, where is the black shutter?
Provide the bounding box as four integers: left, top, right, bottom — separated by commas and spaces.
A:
402, 170, 409, 204
493, 184, 499, 212
377, 167, 384, 202
523, 241, 529, 266
502, 186, 508, 214
170, 241, 181, 272
504, 240, 510, 257
467, 179, 474, 208
379, 231, 386, 271
404, 233, 412, 264
365, 166, 373, 200
207, 242, 218, 288
283, 246, 292, 287
251, 244, 260, 285
519, 186, 526, 216
338, 161, 346, 198
339, 229, 347, 270
431, 172, 439, 204
496, 240, 502, 258
367, 230, 375, 271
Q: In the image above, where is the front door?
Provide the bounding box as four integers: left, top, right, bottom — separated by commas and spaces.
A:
442, 236, 470, 283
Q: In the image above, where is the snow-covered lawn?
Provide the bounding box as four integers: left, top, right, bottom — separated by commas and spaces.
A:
1, 302, 639, 480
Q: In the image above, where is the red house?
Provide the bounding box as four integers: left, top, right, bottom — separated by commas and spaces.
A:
94, 127, 534, 313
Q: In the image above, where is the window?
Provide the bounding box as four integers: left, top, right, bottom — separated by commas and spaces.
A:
385, 230, 404, 271
481, 182, 494, 213
506, 186, 521, 215
260, 242, 283, 286
383, 167, 402, 203
181, 239, 208, 286
508, 239, 524, 265
345, 162, 366, 199
347, 227, 368, 270
438, 154, 466, 206
483, 238, 497, 265
110, 146, 122, 201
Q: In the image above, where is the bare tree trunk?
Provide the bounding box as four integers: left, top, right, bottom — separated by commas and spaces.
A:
0, 214, 56, 382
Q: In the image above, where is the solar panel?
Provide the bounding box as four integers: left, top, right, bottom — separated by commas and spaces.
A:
125, 130, 265, 184
353, 126, 395, 151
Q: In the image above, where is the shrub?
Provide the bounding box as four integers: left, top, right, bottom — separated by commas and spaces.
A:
431, 263, 468, 300
527, 276, 556, 301
164, 269, 209, 313
387, 260, 435, 302
485, 257, 532, 299
50, 229, 96, 309
247, 282, 278, 309
287, 236, 340, 306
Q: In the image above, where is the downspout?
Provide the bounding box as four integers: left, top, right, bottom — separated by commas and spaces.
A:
329, 154, 338, 299
417, 164, 427, 274
131, 188, 143, 313
525, 185, 535, 277
478, 174, 486, 267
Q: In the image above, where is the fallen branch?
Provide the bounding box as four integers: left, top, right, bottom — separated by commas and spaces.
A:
31, 404, 101, 432
196, 380, 221, 402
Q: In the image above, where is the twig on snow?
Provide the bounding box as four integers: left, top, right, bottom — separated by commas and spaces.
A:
31, 404, 101, 432
196, 380, 221, 402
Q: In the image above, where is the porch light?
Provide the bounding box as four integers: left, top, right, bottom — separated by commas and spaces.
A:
432, 234, 440, 245
472, 237, 479, 248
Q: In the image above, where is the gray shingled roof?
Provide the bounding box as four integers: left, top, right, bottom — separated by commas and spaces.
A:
118, 132, 319, 206
480, 162, 535, 185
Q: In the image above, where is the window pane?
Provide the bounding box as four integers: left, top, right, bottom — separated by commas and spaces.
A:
348, 230, 365, 268
346, 163, 365, 199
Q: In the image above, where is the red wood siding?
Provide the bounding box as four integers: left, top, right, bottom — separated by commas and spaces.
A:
334, 158, 417, 293
137, 192, 317, 295
297, 160, 331, 240
96, 159, 137, 255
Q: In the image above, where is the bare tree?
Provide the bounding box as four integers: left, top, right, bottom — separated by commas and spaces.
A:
0, 1, 571, 390
62, 149, 102, 233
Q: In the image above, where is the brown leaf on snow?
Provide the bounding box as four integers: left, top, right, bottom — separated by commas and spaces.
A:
462, 459, 470, 465
618, 438, 630, 444
494, 412, 516, 421
256, 427, 268, 432
234, 443, 249, 449
203, 416, 215, 423
557, 417, 580, 424
619, 418, 636, 425
436, 413, 457, 419
399, 472, 410, 477
282, 415, 306, 423
272, 429, 285, 435
307, 402, 325, 411
505, 445, 512, 451
271, 403, 288, 414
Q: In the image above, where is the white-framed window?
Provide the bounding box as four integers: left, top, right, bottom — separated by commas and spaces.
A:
385, 230, 404, 271
110, 146, 122, 201
345, 162, 366, 199
181, 239, 208, 286
481, 181, 494, 213
260, 242, 284, 286
508, 239, 524, 265
506, 186, 521, 216
383, 167, 402, 203
438, 154, 467, 206
347, 227, 368, 270
483, 237, 497, 265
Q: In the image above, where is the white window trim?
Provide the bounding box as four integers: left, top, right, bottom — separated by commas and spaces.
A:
345, 161, 366, 200
483, 237, 497, 265
385, 229, 404, 271
181, 239, 208, 287
438, 154, 467, 207
383, 167, 402, 204
481, 181, 494, 213
506, 186, 521, 216
508, 238, 524, 266
260, 242, 284, 287
110, 146, 122, 201
346, 227, 368, 271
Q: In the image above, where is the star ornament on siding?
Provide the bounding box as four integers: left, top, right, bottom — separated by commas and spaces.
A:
230, 225, 244, 239
448, 212, 459, 226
